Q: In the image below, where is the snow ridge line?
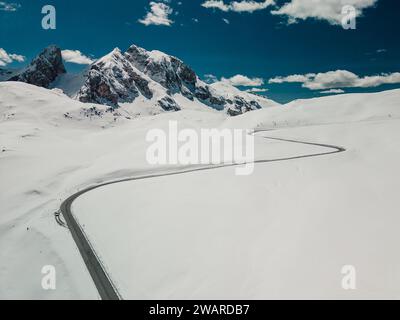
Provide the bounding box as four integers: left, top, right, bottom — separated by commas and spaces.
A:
59, 129, 346, 300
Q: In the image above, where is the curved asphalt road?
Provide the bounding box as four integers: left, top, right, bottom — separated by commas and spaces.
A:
60, 129, 346, 300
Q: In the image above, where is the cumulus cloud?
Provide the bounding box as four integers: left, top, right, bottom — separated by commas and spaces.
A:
139, 1, 174, 26
271, 0, 378, 25
202, 0, 230, 11
0, 48, 25, 67
222, 74, 264, 87
61, 50, 94, 65
246, 87, 269, 93
269, 73, 315, 84
269, 70, 400, 90
9, 53, 25, 62
202, 0, 275, 13
0, 1, 20, 12
202, 0, 380, 26
320, 89, 345, 94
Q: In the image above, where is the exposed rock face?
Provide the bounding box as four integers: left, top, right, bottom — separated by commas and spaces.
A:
124, 45, 235, 110
9, 46, 66, 88
158, 96, 181, 111
195, 84, 225, 110
124, 44, 275, 115
76, 49, 153, 107
125, 45, 197, 99
209, 81, 273, 116
76, 45, 232, 112
77, 47, 187, 109
226, 96, 262, 116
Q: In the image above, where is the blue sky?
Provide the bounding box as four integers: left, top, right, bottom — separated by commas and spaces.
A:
0, 0, 399, 103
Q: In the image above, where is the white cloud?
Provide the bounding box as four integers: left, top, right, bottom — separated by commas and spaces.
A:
231, 0, 275, 13
202, 0, 380, 26
139, 1, 174, 26
269, 73, 315, 84
206, 74, 266, 88
202, 0, 230, 11
269, 70, 400, 90
0, 1, 20, 12
0, 48, 25, 67
271, 0, 378, 25
222, 74, 264, 87
303, 70, 359, 89
202, 0, 275, 13
320, 89, 345, 94
246, 87, 269, 93
9, 53, 25, 62
61, 50, 94, 65
222, 18, 230, 24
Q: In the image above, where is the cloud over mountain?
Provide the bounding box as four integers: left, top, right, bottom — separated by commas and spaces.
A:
222, 74, 264, 87
0, 48, 25, 66
61, 50, 94, 65
269, 70, 400, 90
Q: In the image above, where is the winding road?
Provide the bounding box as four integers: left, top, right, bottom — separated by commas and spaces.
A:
59, 130, 346, 300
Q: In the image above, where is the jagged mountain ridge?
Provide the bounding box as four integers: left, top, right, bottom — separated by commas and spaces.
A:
4, 45, 279, 116
9, 46, 66, 88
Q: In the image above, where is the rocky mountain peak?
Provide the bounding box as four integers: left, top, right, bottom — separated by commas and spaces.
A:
9, 45, 66, 88
125, 44, 196, 98
76, 46, 153, 107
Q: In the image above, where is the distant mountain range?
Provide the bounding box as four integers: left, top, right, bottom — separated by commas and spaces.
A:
1, 45, 278, 116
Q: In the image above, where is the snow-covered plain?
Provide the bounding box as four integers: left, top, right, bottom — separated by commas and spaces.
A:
0, 82, 225, 299
1, 82, 400, 299
73, 119, 400, 299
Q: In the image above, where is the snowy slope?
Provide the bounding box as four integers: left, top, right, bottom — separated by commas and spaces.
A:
70, 88, 400, 299
0, 81, 225, 299
224, 89, 400, 129
1, 81, 399, 299
74, 118, 400, 299
50, 72, 87, 97
0, 82, 118, 126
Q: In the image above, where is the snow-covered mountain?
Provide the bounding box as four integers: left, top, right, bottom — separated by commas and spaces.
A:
2, 45, 278, 117
73, 44, 278, 115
